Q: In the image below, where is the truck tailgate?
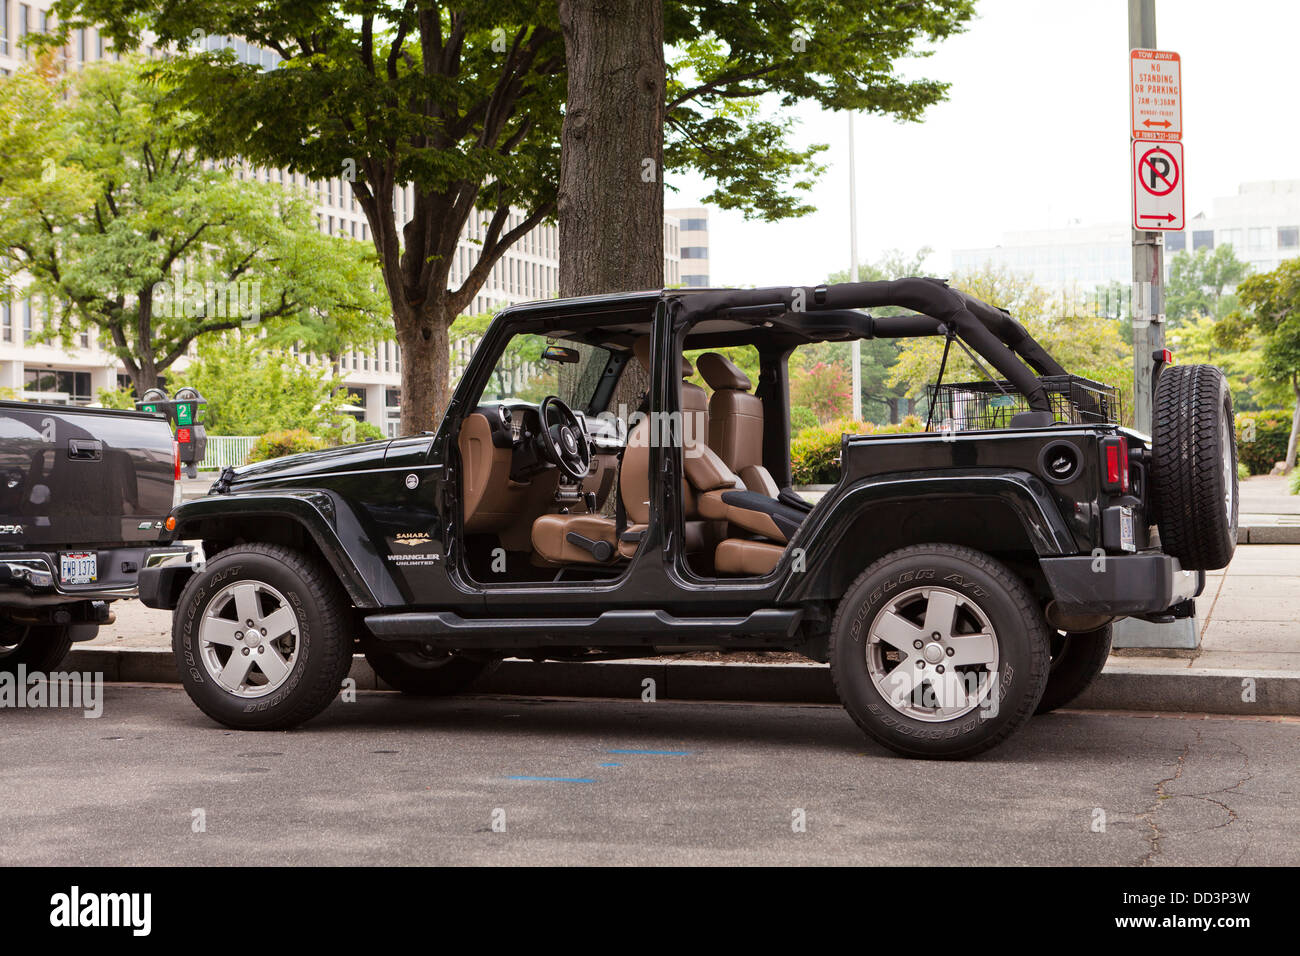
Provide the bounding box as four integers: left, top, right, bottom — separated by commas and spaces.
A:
0, 403, 175, 548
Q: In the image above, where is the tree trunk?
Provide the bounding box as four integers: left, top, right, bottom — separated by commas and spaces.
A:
394, 300, 451, 436
557, 0, 665, 299
1286, 376, 1300, 474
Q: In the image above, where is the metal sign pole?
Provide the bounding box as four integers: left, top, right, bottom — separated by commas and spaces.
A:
848, 112, 862, 422
1116, 0, 1199, 652
1129, 0, 1164, 436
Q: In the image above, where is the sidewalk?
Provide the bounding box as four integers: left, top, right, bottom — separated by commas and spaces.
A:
1239, 473, 1300, 543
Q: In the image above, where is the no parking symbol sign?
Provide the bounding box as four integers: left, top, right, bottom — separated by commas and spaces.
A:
1132, 140, 1183, 231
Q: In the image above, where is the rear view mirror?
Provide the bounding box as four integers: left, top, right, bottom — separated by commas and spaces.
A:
541, 345, 580, 364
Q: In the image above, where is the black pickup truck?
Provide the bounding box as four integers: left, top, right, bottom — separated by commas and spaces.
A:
141, 279, 1236, 758
0, 401, 191, 673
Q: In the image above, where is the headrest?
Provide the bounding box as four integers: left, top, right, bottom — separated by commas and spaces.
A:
631, 336, 696, 380
696, 352, 752, 391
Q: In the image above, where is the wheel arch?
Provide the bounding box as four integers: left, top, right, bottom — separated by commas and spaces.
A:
171, 493, 380, 608
778, 473, 1075, 605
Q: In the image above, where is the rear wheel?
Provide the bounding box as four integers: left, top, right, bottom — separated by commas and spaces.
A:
0, 623, 74, 675
365, 648, 495, 696
829, 544, 1050, 759
1035, 624, 1112, 714
1151, 364, 1238, 570
173, 543, 355, 730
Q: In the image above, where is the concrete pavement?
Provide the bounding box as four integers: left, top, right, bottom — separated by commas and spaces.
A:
1, 684, 1295, 866
1238, 474, 1300, 543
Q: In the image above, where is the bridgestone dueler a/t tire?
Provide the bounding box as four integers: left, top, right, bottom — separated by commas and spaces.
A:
829, 544, 1051, 760
1151, 364, 1239, 571
173, 544, 354, 730
1035, 625, 1112, 715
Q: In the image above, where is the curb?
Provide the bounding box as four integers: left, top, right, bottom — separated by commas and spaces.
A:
1239, 524, 1300, 544
65, 647, 1300, 717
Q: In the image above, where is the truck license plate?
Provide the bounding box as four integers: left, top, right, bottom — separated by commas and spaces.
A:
1120, 507, 1136, 553
60, 552, 98, 585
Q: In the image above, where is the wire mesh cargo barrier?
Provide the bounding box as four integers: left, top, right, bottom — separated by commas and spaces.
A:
927, 375, 1122, 431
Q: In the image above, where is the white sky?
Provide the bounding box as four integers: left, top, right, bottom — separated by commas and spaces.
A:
665, 0, 1300, 286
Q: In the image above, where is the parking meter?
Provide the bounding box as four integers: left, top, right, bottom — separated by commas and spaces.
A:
137, 387, 208, 478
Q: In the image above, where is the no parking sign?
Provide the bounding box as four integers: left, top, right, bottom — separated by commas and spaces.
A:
1132, 140, 1183, 231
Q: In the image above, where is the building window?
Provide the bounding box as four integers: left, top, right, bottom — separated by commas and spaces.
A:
680, 218, 708, 232
21, 299, 31, 342
1279, 226, 1299, 250
18, 3, 28, 59
1, 302, 9, 342
681, 246, 708, 260
683, 275, 710, 287
0, 0, 8, 56
1165, 231, 1186, 253
1192, 230, 1214, 251
24, 369, 92, 403
1248, 227, 1270, 250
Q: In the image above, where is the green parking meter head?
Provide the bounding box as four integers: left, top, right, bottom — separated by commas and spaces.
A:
138, 387, 169, 416
172, 386, 205, 425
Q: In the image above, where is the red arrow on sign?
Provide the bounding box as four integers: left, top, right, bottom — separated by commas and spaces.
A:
1139, 213, 1178, 223
1143, 119, 1172, 128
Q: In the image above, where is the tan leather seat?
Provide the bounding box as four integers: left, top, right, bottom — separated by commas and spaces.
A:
696, 352, 779, 497
715, 539, 785, 576
531, 338, 717, 565
632, 338, 709, 448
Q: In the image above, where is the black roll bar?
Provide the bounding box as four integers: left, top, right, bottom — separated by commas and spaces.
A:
672, 277, 1065, 413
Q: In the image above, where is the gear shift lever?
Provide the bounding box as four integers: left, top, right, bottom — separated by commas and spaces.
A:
584, 491, 597, 513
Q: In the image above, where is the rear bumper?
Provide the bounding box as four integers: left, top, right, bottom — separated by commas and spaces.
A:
1040, 552, 1201, 616
0, 546, 192, 607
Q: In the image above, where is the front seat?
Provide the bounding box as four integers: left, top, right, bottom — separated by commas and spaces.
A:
695, 352, 779, 497
531, 338, 713, 565
695, 351, 812, 576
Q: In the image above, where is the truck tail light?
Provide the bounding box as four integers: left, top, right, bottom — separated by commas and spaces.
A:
1103, 436, 1129, 493
174, 440, 181, 481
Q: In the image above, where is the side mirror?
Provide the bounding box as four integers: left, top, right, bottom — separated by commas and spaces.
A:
541, 344, 580, 364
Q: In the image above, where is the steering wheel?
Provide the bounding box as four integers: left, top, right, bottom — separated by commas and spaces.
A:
538, 395, 592, 481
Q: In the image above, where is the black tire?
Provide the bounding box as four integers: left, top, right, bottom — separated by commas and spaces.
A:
365, 648, 496, 696
1035, 624, 1112, 714
1151, 364, 1238, 570
173, 543, 355, 730
0, 623, 74, 675
829, 543, 1051, 759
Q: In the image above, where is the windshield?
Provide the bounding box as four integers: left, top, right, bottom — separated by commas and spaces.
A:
476, 333, 611, 413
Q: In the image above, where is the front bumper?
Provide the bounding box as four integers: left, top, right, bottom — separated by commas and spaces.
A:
1040, 552, 1201, 617
0, 546, 193, 607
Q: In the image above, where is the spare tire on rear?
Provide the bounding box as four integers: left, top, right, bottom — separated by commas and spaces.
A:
1150, 364, 1238, 571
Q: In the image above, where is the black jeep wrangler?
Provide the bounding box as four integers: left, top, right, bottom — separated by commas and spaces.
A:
141, 279, 1237, 758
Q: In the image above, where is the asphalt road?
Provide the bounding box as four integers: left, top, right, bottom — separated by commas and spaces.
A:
1, 684, 1296, 866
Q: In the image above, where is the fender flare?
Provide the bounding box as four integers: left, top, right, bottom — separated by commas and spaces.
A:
168, 491, 382, 607
775, 471, 1077, 603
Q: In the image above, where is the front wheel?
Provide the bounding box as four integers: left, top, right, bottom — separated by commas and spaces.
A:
829, 544, 1050, 759
173, 543, 355, 730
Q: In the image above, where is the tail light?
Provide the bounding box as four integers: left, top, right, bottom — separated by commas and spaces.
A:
1102, 436, 1129, 493
173, 440, 181, 481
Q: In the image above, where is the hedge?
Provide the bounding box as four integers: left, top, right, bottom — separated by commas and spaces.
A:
791, 415, 925, 485
248, 429, 328, 464
1235, 411, 1293, 475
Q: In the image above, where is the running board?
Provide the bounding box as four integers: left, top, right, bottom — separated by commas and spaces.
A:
365, 608, 803, 649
